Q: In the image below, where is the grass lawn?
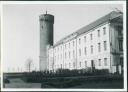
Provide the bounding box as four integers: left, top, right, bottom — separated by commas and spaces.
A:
72, 80, 123, 88
41, 76, 123, 88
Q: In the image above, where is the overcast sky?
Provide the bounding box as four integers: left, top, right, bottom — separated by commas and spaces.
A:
2, 3, 123, 72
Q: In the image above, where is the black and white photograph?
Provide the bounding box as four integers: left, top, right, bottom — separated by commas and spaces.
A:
0, 1, 127, 91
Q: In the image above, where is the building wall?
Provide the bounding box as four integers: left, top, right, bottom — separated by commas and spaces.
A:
48, 22, 112, 72
109, 19, 123, 74
76, 23, 111, 70
47, 12, 123, 74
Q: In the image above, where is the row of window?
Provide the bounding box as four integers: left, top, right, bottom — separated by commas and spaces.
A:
54, 41, 107, 61
79, 41, 107, 56
79, 58, 108, 67
54, 58, 108, 69
79, 27, 106, 44
54, 27, 106, 53
54, 41, 75, 53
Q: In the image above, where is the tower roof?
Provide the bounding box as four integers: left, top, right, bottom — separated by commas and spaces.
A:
39, 13, 54, 23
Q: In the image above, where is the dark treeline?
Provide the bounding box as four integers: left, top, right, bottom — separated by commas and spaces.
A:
25, 68, 110, 78
21, 68, 123, 88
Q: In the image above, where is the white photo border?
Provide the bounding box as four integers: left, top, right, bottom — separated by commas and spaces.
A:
0, 1, 127, 91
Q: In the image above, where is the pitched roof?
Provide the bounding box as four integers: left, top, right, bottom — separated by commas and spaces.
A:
76, 11, 123, 35
54, 11, 123, 47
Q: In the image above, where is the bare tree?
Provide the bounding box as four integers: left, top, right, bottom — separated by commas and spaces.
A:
25, 58, 33, 72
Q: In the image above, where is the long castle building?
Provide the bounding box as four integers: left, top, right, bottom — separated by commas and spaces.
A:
40, 11, 123, 74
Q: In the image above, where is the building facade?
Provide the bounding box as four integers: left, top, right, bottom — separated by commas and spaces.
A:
44, 11, 123, 74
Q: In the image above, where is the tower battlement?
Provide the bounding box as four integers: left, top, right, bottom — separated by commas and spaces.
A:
39, 14, 54, 23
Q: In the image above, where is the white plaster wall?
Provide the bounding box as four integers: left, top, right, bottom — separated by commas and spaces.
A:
48, 22, 112, 71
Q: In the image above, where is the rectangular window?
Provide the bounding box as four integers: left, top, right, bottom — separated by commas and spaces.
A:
73, 62, 75, 68
61, 64, 62, 69
69, 63, 71, 68
65, 52, 66, 59
90, 34, 93, 40
99, 59, 101, 66
73, 50, 75, 58
79, 62, 81, 67
98, 30, 100, 37
84, 36, 86, 42
85, 61, 87, 67
69, 51, 70, 59
104, 58, 107, 66
55, 56, 56, 62
73, 41, 75, 46
79, 38, 81, 44
58, 47, 59, 51
79, 48, 81, 56
117, 26, 123, 36
120, 57, 123, 66
61, 54, 62, 59
69, 43, 70, 48
118, 30, 123, 36
65, 63, 66, 68
98, 43, 101, 52
119, 40, 123, 51
104, 41, 107, 51
103, 27, 106, 35
84, 47, 87, 55
61, 46, 62, 50
91, 45, 93, 54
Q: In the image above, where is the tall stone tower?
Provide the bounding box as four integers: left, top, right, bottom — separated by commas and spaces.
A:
39, 13, 54, 71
